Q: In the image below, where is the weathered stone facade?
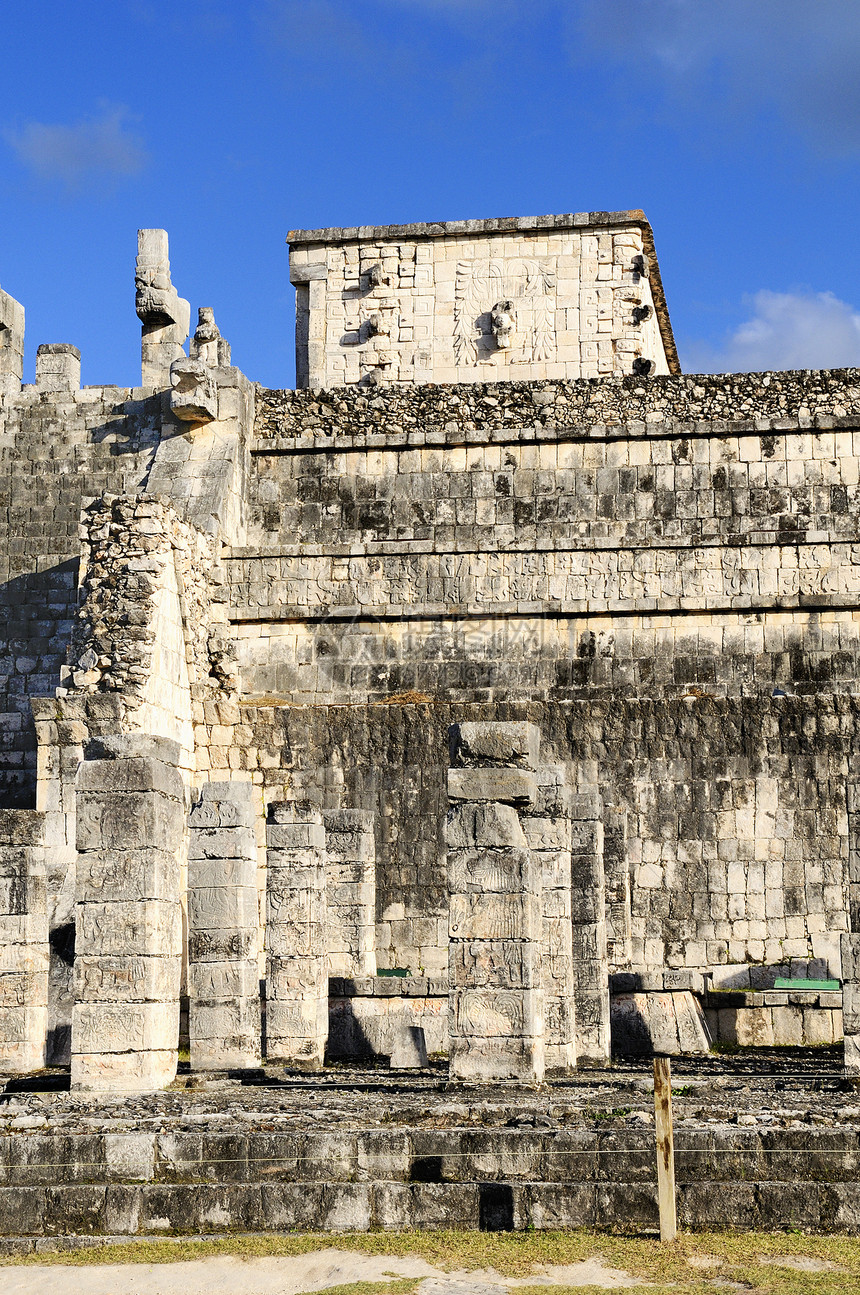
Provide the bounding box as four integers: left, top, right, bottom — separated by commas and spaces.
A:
0, 215, 859, 1090
288, 212, 677, 388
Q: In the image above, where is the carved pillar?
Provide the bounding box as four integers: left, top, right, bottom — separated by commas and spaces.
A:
71, 735, 183, 1092
447, 721, 544, 1083
187, 782, 261, 1070
522, 764, 576, 1071
135, 229, 190, 387
265, 803, 328, 1066
323, 809, 376, 977
570, 790, 611, 1062
0, 811, 49, 1073
843, 775, 860, 1071
0, 284, 24, 398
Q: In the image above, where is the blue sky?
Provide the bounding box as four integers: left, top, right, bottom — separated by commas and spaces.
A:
3, 1, 860, 389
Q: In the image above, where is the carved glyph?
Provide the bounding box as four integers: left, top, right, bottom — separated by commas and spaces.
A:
454, 259, 557, 365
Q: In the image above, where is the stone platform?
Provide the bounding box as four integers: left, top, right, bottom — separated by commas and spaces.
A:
1, 1049, 859, 1246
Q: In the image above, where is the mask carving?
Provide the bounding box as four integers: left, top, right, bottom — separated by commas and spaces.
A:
491, 300, 516, 350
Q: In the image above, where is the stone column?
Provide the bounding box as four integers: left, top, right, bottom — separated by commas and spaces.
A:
0, 284, 25, 397
71, 735, 184, 1093
187, 782, 261, 1070
323, 809, 376, 977
570, 790, 611, 1063
447, 721, 544, 1083
265, 804, 328, 1066
135, 229, 190, 387
0, 811, 49, 1073
522, 765, 576, 1072
845, 774, 860, 1072
842, 934, 860, 1071
604, 804, 631, 966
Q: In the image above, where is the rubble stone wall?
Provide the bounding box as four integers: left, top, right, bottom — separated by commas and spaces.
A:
0, 388, 162, 807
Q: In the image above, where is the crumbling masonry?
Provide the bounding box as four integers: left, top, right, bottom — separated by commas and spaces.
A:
0, 212, 857, 1093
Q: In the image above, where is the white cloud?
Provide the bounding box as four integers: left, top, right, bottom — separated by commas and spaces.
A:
3, 105, 147, 191
683, 290, 860, 375
575, 0, 860, 152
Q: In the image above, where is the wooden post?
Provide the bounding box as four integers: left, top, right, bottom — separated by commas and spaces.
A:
653, 1054, 677, 1242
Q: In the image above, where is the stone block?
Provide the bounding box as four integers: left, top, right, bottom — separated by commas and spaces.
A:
76, 792, 184, 853
105, 1133, 156, 1182
447, 847, 536, 895
186, 826, 258, 861
771, 1004, 803, 1045
190, 780, 256, 825
710, 963, 752, 990
186, 855, 257, 890
189, 959, 259, 1001
449, 892, 540, 941
188, 996, 260, 1041
802, 1008, 834, 1045
170, 356, 218, 423
449, 1034, 544, 1082
452, 987, 542, 1039
844, 1034, 860, 1072
188, 927, 256, 962
75, 955, 181, 1004
72, 1000, 179, 1054
35, 344, 80, 393
841, 933, 860, 981
77, 756, 184, 800
448, 767, 537, 806
445, 801, 527, 849
187, 884, 259, 931
449, 939, 541, 989
733, 1006, 775, 1047
389, 1022, 429, 1069
76, 849, 179, 904
452, 721, 540, 769
71, 1049, 178, 1094
76, 900, 182, 958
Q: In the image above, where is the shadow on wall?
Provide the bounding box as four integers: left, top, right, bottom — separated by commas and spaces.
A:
0, 560, 79, 810
326, 997, 389, 1062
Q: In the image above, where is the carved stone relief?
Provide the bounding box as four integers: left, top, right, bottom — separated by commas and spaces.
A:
454, 259, 557, 365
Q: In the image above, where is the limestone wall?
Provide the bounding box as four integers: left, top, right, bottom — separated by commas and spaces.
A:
235, 380, 860, 706
228, 696, 852, 980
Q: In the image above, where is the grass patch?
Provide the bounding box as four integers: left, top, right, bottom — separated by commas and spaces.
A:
3, 1226, 860, 1294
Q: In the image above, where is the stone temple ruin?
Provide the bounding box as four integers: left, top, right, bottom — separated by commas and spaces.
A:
1, 209, 859, 1105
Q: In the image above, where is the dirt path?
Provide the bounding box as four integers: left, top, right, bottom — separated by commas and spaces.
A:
3, 1247, 645, 1295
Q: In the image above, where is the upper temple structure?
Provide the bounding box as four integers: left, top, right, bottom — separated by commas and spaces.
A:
0, 212, 859, 1097
288, 210, 678, 387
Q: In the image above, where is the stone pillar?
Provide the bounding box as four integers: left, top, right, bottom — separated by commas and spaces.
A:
135, 229, 190, 387
187, 782, 261, 1070
71, 736, 184, 1093
842, 933, 860, 1071
323, 809, 376, 977
35, 343, 80, 392
0, 284, 24, 397
0, 811, 49, 1073
522, 765, 576, 1072
604, 804, 631, 966
265, 803, 328, 1066
570, 790, 611, 1063
845, 774, 860, 1072
447, 721, 544, 1084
